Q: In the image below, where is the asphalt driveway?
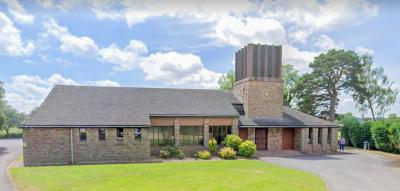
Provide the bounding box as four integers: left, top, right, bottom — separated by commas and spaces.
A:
261, 149, 400, 191
0, 139, 22, 191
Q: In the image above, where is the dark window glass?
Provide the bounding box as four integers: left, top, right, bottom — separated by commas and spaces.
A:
134, 128, 142, 143
327, 128, 332, 144
80, 128, 87, 141
232, 104, 245, 115
180, 126, 203, 145
117, 128, 124, 139
150, 126, 174, 146
209, 126, 232, 144
318, 128, 322, 144
98, 128, 106, 141
308, 128, 313, 144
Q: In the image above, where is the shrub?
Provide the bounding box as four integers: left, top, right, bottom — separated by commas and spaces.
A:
208, 138, 217, 154
160, 149, 172, 158
176, 149, 185, 159
371, 120, 392, 152
338, 113, 359, 146
222, 135, 242, 150
219, 147, 236, 159
196, 150, 211, 160
238, 140, 257, 158
349, 121, 372, 148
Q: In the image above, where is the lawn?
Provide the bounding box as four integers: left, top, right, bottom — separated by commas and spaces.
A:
11, 160, 326, 191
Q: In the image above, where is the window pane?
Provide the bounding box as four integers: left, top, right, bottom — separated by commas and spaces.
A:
80, 128, 87, 141
117, 128, 124, 138
134, 128, 142, 143
180, 126, 202, 145
210, 126, 232, 144
98, 128, 106, 141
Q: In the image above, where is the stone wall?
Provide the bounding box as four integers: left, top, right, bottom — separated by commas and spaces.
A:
267, 128, 282, 151
23, 128, 72, 166
23, 127, 150, 166
296, 127, 339, 153
233, 78, 283, 118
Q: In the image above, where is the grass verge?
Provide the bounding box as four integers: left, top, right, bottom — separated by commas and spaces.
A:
11, 160, 326, 191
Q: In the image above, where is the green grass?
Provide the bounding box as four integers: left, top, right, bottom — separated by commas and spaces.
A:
11, 160, 326, 191
0, 127, 22, 138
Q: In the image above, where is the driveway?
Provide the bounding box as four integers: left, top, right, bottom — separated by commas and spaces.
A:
0, 139, 22, 191
261, 149, 400, 191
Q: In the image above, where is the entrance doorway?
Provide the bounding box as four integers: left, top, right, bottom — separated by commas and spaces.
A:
255, 128, 268, 150
282, 128, 295, 150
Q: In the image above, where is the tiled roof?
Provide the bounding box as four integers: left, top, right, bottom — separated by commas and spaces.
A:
22, 85, 241, 127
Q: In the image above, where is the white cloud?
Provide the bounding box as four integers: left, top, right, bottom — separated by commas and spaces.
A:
289, 30, 311, 44
94, 80, 120, 87
355, 46, 375, 55
0, 11, 34, 56
43, 18, 147, 71
1, 0, 34, 24
4, 74, 77, 113
314, 34, 343, 51
213, 16, 286, 47
140, 51, 222, 88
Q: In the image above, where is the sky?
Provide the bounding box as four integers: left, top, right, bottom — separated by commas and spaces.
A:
1, 0, 399, 117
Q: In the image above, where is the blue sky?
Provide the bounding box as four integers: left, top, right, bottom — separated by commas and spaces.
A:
1, 0, 399, 117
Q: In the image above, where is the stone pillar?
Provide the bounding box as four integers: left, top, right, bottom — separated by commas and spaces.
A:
312, 128, 321, 152
321, 128, 328, 152
331, 128, 339, 152
203, 118, 210, 149
247, 128, 256, 142
268, 128, 283, 151
174, 118, 180, 146
232, 118, 239, 136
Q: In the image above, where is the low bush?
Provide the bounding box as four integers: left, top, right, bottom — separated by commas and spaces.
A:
159, 138, 184, 159
238, 140, 257, 158
176, 149, 185, 159
219, 147, 236, 160
208, 138, 217, 154
222, 135, 242, 150
196, 150, 211, 160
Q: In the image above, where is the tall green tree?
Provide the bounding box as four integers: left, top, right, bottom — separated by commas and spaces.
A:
309, 49, 362, 121
3, 104, 25, 136
294, 73, 331, 118
282, 64, 300, 107
218, 70, 235, 91
352, 55, 398, 120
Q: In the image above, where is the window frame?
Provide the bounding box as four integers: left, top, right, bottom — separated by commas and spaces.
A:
209, 125, 232, 144
116, 128, 124, 140
98, 128, 106, 141
134, 128, 142, 143
150, 126, 174, 146
180, 126, 203, 145
79, 128, 87, 142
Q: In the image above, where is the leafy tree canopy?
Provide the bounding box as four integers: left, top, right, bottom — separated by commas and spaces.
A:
218, 70, 235, 91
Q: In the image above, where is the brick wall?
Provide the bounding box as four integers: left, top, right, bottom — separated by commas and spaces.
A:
233, 78, 283, 118
23, 127, 150, 166
296, 127, 339, 153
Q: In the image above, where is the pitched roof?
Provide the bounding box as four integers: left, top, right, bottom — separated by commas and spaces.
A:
239, 107, 337, 128
22, 85, 241, 127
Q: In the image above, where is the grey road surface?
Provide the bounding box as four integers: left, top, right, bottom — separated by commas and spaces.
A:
0, 139, 22, 191
261, 150, 400, 191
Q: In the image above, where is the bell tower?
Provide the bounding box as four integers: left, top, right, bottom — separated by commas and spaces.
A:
233, 44, 283, 118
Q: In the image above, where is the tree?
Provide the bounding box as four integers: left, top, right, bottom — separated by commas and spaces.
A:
3, 104, 25, 136
352, 55, 398, 120
0, 82, 6, 133
337, 113, 360, 146
294, 73, 331, 119
282, 64, 300, 107
218, 70, 235, 91
309, 49, 362, 121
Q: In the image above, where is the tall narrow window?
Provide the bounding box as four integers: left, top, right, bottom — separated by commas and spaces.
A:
327, 128, 332, 144
134, 128, 142, 143
318, 128, 322, 144
308, 128, 313, 144
98, 128, 106, 141
80, 128, 87, 141
117, 128, 124, 140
